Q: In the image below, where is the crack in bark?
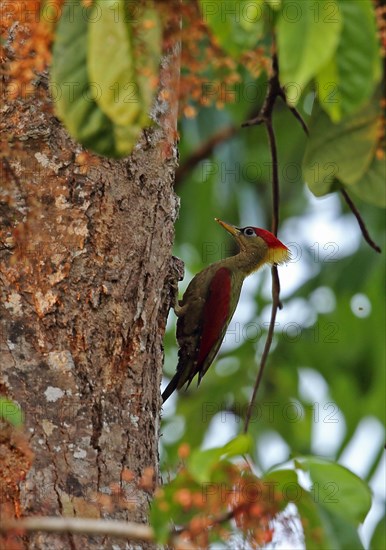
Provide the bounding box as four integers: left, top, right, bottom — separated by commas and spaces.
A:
4, 339, 17, 367
41, 431, 76, 549
90, 399, 103, 491
42, 432, 63, 515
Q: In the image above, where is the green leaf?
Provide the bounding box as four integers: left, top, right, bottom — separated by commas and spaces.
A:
88, 0, 139, 126
297, 456, 372, 524
263, 468, 301, 505
199, 0, 265, 58
302, 100, 379, 196
370, 514, 386, 550
317, 507, 365, 549
149, 502, 170, 545
316, 0, 381, 121
88, 0, 161, 132
296, 491, 332, 549
150, 469, 201, 543
222, 433, 253, 455
51, 0, 161, 158
0, 397, 23, 426
296, 490, 365, 549
188, 447, 224, 483
350, 154, 386, 208
50, 0, 116, 156
265, 460, 370, 548
264, 468, 331, 548
277, 0, 342, 104
188, 434, 253, 482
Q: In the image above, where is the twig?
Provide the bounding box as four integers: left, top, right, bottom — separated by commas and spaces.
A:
175, 102, 265, 188
266, 120, 279, 236
243, 52, 284, 433
174, 503, 246, 536
174, 57, 309, 189
244, 268, 281, 433
242, 56, 308, 137
286, 104, 309, 136
340, 188, 381, 253
242, 55, 282, 130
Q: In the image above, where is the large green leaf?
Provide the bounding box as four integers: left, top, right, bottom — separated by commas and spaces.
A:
51, 0, 161, 157
199, 0, 265, 58
370, 515, 386, 550
264, 468, 333, 548
277, 0, 342, 104
316, 507, 365, 550
50, 0, 116, 156
88, 0, 138, 126
350, 154, 386, 208
296, 490, 335, 549
298, 457, 372, 524
302, 100, 379, 196
265, 460, 371, 549
316, 0, 381, 121
88, 0, 161, 131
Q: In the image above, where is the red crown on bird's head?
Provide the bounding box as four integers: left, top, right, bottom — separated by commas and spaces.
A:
253, 227, 291, 265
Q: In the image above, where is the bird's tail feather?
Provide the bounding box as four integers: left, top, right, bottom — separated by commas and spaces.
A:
162, 374, 180, 403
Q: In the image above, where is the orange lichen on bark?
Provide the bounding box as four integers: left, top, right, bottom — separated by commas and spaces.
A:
1, 0, 64, 98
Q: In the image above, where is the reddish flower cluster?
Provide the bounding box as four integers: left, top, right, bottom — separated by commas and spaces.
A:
154, 448, 283, 548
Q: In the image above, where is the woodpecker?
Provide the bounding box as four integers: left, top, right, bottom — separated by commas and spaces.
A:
162, 218, 290, 402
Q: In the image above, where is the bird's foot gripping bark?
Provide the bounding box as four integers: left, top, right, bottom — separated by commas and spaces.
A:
169, 256, 186, 317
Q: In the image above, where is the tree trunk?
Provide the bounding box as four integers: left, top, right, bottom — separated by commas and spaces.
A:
0, 30, 180, 550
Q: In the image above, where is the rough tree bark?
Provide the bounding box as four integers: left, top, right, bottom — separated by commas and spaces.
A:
0, 24, 180, 550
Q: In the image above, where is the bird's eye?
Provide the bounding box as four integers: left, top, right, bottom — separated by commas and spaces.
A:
243, 227, 255, 237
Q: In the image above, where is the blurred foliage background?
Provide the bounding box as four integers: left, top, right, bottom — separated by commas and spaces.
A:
47, 0, 385, 545
3, 0, 383, 545
161, 52, 385, 550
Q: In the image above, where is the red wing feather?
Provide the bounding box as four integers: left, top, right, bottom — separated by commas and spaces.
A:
197, 267, 231, 370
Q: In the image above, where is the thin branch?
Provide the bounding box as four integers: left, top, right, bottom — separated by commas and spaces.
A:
174, 502, 247, 537
286, 104, 309, 136
175, 101, 266, 188
244, 267, 281, 433
340, 188, 381, 253
242, 56, 308, 137
266, 120, 280, 236
242, 52, 283, 433
174, 62, 308, 189
242, 54, 281, 129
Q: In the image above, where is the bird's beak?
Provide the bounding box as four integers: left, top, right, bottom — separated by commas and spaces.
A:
215, 218, 240, 237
